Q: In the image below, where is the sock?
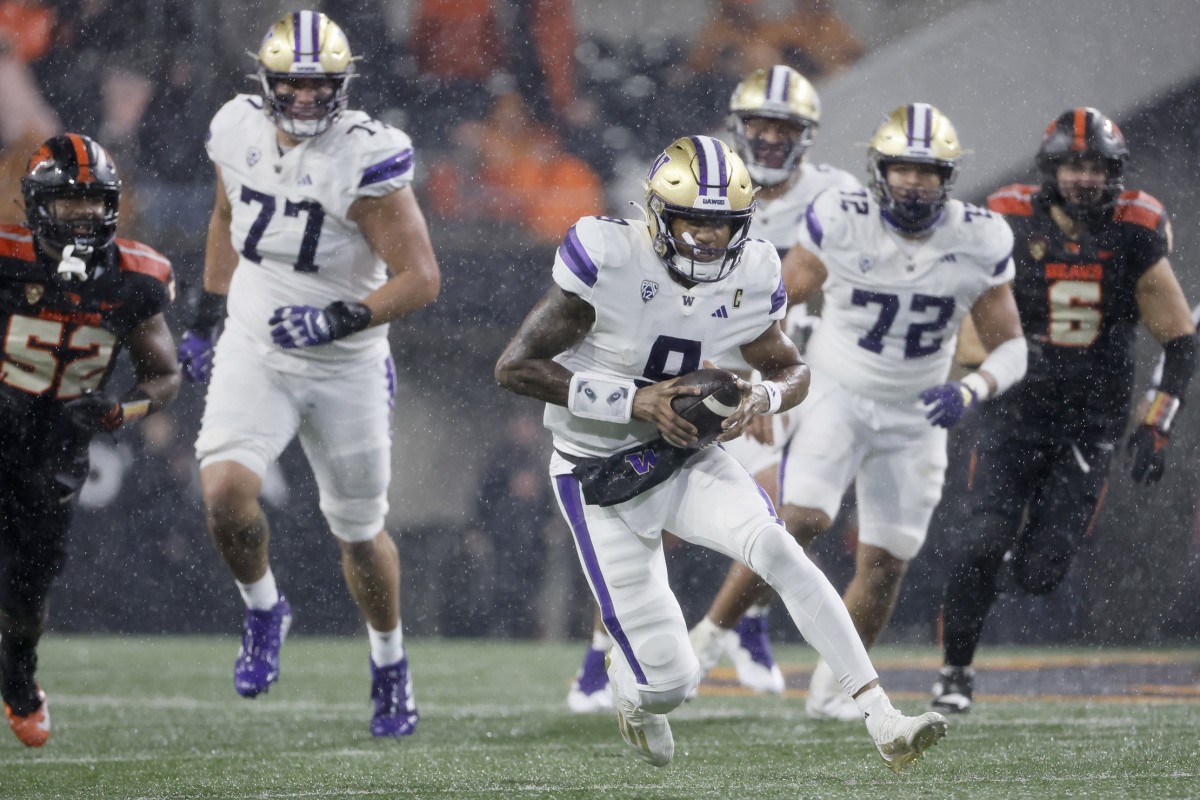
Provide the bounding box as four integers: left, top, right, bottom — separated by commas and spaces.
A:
692, 617, 726, 643
744, 603, 771, 619
745, 524, 879, 693
368, 624, 405, 667
591, 628, 614, 651
236, 570, 280, 611
854, 685, 892, 718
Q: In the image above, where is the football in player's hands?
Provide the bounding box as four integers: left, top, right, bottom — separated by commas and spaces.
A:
669, 368, 742, 448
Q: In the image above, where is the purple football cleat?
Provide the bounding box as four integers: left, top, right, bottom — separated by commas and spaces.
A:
370, 656, 419, 737
233, 597, 292, 698
567, 646, 613, 713
725, 615, 785, 694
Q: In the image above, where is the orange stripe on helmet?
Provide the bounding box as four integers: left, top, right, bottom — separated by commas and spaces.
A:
67, 133, 94, 183
1072, 107, 1087, 153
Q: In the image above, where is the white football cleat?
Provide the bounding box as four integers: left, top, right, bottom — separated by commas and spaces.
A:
607, 651, 674, 767
806, 658, 863, 721
867, 706, 948, 773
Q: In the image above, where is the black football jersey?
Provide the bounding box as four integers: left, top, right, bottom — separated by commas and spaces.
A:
985, 185, 1169, 439
0, 223, 173, 472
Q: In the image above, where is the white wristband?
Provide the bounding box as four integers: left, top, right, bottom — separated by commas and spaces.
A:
568, 371, 637, 423
960, 372, 991, 403
756, 381, 784, 414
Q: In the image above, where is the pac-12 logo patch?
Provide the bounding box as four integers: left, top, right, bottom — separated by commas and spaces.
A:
24, 283, 44, 305
247, 147, 261, 168
640, 280, 658, 303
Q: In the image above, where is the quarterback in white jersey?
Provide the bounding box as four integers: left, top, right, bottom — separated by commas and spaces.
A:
176, 11, 440, 738
497, 135, 948, 771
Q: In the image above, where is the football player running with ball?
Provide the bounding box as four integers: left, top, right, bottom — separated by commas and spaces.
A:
932, 108, 1196, 714
176, 11, 439, 736
497, 135, 947, 771
1, 134, 180, 747
566, 64, 861, 711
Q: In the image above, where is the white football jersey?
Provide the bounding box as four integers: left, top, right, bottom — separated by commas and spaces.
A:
206, 95, 415, 371
545, 216, 786, 458
751, 162, 861, 252
719, 162, 859, 374
799, 187, 1014, 402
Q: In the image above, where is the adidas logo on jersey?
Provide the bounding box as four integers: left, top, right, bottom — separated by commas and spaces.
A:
711, 306, 729, 319
299, 175, 313, 186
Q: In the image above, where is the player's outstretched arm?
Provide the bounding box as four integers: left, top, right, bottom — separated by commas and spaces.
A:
350, 186, 441, 325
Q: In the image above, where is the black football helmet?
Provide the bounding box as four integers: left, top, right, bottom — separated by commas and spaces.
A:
21, 133, 121, 273
1036, 107, 1128, 220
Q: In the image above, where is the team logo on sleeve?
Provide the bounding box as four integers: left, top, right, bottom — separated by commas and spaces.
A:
640, 280, 658, 303
1029, 237, 1048, 261
247, 147, 261, 167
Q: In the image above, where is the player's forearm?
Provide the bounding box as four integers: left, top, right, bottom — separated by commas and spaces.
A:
127, 371, 182, 417
203, 212, 239, 295
360, 267, 441, 326
758, 363, 810, 413
494, 358, 572, 406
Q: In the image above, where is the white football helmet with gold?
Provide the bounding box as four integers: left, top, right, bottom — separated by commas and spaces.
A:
727, 65, 820, 187
256, 10, 356, 138
867, 103, 962, 232
644, 135, 756, 284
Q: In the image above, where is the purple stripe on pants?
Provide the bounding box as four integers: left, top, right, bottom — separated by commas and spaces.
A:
553, 474, 647, 684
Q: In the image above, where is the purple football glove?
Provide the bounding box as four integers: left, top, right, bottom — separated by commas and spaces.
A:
269, 301, 373, 349
919, 382, 977, 428
178, 330, 216, 383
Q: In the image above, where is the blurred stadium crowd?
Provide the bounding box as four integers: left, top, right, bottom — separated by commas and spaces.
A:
2, 0, 1199, 647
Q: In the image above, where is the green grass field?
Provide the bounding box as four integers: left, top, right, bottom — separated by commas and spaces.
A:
2, 637, 1198, 799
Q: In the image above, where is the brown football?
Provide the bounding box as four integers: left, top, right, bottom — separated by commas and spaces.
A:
669, 368, 742, 448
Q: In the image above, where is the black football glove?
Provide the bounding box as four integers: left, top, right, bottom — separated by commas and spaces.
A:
1126, 424, 1168, 484
63, 391, 124, 433
1126, 390, 1181, 485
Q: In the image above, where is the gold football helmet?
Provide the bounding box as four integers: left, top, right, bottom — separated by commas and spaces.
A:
727, 65, 820, 187
867, 103, 962, 232
645, 135, 756, 283
256, 10, 356, 138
